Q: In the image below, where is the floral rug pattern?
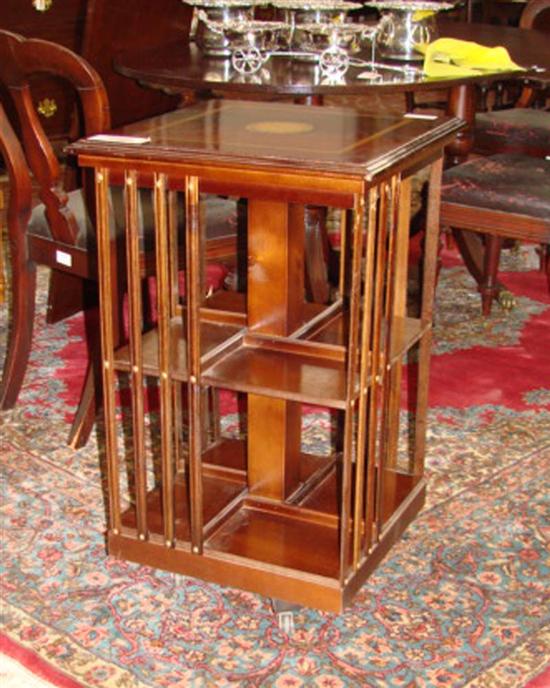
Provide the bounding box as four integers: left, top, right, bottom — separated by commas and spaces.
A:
1, 249, 549, 687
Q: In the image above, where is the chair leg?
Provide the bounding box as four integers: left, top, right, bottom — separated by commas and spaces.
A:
68, 356, 99, 448
0, 259, 36, 409
304, 206, 330, 304
69, 244, 124, 449
46, 271, 86, 324
481, 234, 503, 316
67, 303, 102, 448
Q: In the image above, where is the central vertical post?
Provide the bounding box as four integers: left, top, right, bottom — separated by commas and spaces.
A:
246, 199, 305, 501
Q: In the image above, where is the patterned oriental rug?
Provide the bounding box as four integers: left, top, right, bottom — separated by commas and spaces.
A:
1, 245, 549, 688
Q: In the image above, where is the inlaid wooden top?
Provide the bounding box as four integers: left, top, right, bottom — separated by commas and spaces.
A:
69, 99, 462, 180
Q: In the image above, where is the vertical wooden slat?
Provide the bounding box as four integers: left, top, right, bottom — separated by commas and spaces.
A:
412, 157, 443, 476
381, 176, 412, 516
353, 185, 379, 566
95, 167, 121, 534
124, 169, 148, 541
365, 181, 389, 544
185, 176, 204, 553
167, 190, 185, 475
154, 173, 175, 547
374, 175, 403, 530
338, 208, 348, 298
339, 187, 365, 583
374, 175, 401, 527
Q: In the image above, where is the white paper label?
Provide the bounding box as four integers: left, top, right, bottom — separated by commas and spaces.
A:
87, 134, 151, 144
55, 250, 72, 267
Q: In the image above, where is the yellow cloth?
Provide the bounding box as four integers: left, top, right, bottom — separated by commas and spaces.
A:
420, 38, 525, 78
412, 9, 435, 20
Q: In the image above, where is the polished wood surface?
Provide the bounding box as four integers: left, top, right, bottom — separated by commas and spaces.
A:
70, 101, 462, 611
114, 19, 550, 98
70, 99, 462, 177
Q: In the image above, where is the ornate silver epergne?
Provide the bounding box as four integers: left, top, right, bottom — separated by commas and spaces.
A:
183, 0, 430, 82
364, 0, 455, 61
186, 0, 269, 57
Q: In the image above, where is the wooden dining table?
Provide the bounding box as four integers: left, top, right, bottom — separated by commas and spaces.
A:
113, 17, 549, 300
114, 18, 548, 157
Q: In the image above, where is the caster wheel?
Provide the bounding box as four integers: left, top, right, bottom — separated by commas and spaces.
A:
232, 47, 264, 75
319, 46, 350, 79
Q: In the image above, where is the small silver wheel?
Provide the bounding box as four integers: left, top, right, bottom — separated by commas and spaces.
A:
319, 46, 349, 79
231, 47, 264, 75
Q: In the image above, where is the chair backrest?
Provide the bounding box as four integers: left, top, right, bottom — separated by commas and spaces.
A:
515, 0, 550, 106
519, 0, 550, 29
0, 101, 33, 252
0, 30, 110, 247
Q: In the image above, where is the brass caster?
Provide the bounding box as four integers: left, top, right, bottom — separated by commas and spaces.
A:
498, 289, 516, 311
271, 598, 299, 635
277, 610, 295, 635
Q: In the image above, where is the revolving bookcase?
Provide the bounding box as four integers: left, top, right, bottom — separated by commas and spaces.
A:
69, 100, 462, 612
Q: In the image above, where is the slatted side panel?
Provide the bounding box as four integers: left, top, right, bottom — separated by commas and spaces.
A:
96, 167, 197, 551
339, 189, 366, 581
341, 173, 413, 582
363, 179, 391, 552
412, 157, 443, 476
373, 174, 403, 537
352, 185, 379, 567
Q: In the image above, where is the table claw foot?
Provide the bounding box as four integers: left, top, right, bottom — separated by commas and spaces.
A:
498, 289, 516, 311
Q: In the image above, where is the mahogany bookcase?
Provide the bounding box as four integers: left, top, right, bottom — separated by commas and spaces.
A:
69, 100, 462, 612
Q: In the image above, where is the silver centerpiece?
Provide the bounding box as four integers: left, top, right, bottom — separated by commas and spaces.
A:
185, 0, 268, 57
294, 22, 377, 62
364, 0, 454, 61
271, 0, 362, 24
271, 0, 363, 51
219, 18, 289, 52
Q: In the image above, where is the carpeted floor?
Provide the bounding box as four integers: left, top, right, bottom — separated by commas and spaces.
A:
1, 243, 549, 687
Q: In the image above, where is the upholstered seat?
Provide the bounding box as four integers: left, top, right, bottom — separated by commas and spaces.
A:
441, 154, 550, 219
440, 153, 550, 314
28, 188, 237, 250
474, 109, 550, 158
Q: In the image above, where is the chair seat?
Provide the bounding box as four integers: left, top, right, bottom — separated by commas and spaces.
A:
474, 108, 550, 157
441, 153, 550, 220
29, 188, 238, 249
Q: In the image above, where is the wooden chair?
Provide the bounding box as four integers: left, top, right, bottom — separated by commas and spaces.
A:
440, 153, 550, 315
0, 30, 237, 447
473, 0, 550, 156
